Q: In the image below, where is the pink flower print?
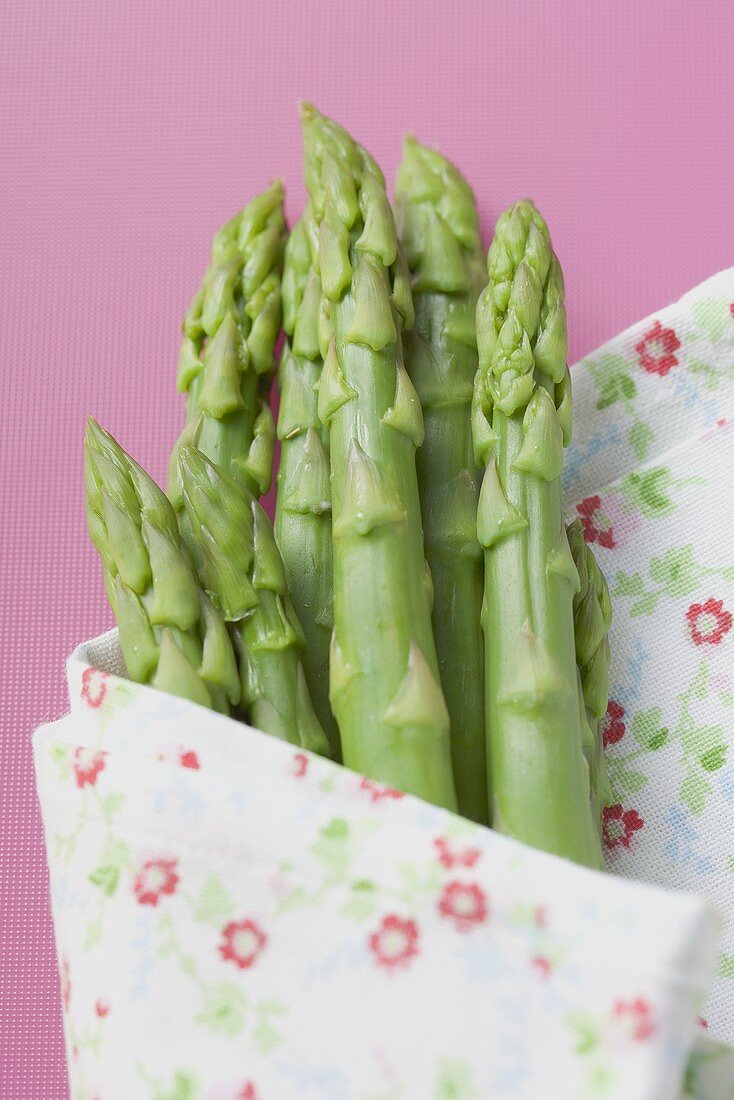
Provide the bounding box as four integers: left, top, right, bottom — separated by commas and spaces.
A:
179, 749, 200, 769
359, 777, 405, 803
612, 997, 656, 1041
534, 904, 548, 929
81, 667, 109, 708
433, 837, 481, 870
438, 881, 488, 932
577, 495, 615, 549
72, 747, 107, 789
602, 804, 644, 852
602, 701, 626, 748
635, 320, 681, 376
686, 598, 732, 646
369, 915, 420, 970
238, 1085, 259, 1100
133, 858, 179, 906
219, 919, 267, 970
292, 752, 309, 778
95, 998, 110, 1018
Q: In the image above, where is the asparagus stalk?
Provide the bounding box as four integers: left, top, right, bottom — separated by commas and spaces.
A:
568, 518, 614, 832
84, 420, 240, 713
473, 201, 601, 867
169, 181, 286, 511
301, 105, 457, 810
178, 446, 330, 757
275, 212, 340, 758
395, 137, 487, 823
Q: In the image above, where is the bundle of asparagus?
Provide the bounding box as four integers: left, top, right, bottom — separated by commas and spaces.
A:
84, 106, 613, 867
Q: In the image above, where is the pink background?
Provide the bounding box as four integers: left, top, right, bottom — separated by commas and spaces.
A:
2, 0, 733, 1093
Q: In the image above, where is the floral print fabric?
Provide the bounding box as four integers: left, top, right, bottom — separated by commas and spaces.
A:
33, 268, 734, 1098
565, 268, 734, 1056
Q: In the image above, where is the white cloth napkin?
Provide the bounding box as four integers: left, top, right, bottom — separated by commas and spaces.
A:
34, 269, 734, 1100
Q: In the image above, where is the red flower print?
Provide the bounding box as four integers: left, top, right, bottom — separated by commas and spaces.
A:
81, 667, 109, 708
686, 598, 732, 646
238, 1083, 259, 1099
369, 914, 420, 970
602, 804, 644, 851
698, 1016, 709, 1030
154, 745, 201, 768
132, 858, 179, 906
219, 919, 267, 970
534, 904, 548, 930
433, 837, 481, 870
95, 998, 110, 1018
729, 303, 734, 318
60, 957, 71, 1013
359, 777, 405, 802
612, 997, 656, 1041
438, 881, 488, 932
72, 747, 107, 789
602, 701, 626, 748
531, 955, 552, 978
635, 319, 681, 377
292, 752, 309, 778
576, 495, 615, 549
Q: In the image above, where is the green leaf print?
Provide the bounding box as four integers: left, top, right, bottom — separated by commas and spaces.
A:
342, 879, 378, 921
629, 592, 660, 617
649, 546, 700, 597
614, 547, 731, 617
631, 709, 668, 751
196, 982, 248, 1038
188, 875, 235, 926
89, 864, 120, 896
311, 818, 351, 879
614, 571, 645, 597
621, 468, 675, 517
700, 745, 727, 771
153, 1072, 199, 1100
680, 773, 712, 817
691, 298, 732, 343
252, 999, 286, 1054
718, 954, 734, 980
628, 421, 654, 462
433, 1058, 478, 1100
590, 355, 637, 411
611, 763, 648, 794
568, 1012, 599, 1055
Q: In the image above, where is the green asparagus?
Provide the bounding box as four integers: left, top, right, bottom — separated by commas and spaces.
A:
395, 137, 487, 823
568, 518, 614, 833
84, 419, 240, 713
169, 181, 286, 512
275, 211, 340, 758
301, 105, 457, 810
178, 445, 330, 756
473, 201, 602, 866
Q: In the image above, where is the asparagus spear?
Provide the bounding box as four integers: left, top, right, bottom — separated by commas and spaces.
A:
395, 137, 487, 823
473, 201, 601, 867
169, 181, 286, 511
178, 446, 330, 757
301, 105, 457, 810
84, 419, 240, 713
275, 211, 340, 758
568, 518, 614, 833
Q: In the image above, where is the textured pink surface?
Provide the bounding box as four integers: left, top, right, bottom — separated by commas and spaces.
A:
2, 1, 733, 1094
